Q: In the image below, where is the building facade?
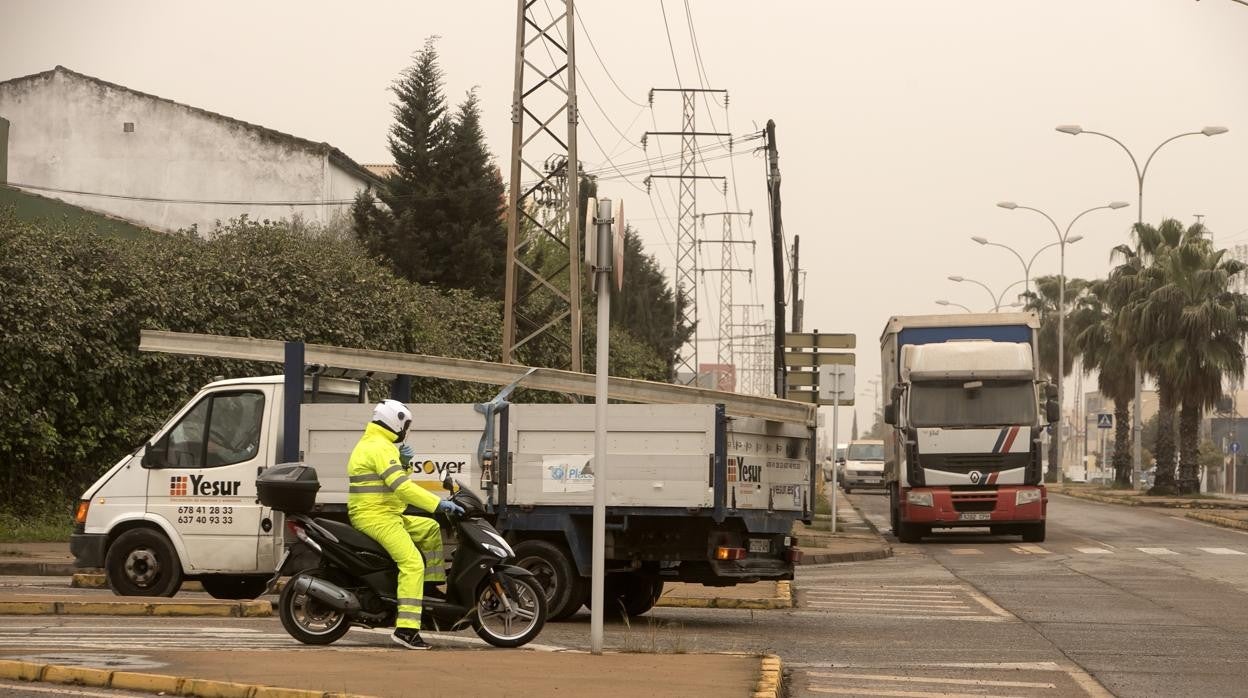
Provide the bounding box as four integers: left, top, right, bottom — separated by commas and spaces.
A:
0, 66, 377, 234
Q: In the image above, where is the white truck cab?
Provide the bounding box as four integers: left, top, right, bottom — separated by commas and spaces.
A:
70, 375, 362, 599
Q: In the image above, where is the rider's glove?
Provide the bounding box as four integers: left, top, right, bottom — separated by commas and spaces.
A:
398, 443, 415, 468
437, 499, 465, 516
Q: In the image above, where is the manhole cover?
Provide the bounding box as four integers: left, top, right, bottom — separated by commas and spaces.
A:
7, 653, 167, 670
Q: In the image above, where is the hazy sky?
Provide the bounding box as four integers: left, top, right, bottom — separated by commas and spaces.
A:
5, 0, 1248, 428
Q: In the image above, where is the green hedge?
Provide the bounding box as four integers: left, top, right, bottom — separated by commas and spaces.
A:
0, 212, 668, 513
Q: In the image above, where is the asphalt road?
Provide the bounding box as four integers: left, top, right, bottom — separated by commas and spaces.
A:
2, 491, 1245, 697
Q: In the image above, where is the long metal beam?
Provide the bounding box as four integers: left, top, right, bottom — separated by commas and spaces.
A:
139, 330, 816, 426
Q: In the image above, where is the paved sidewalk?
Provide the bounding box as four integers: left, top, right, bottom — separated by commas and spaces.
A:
1, 649, 764, 698
0, 544, 75, 577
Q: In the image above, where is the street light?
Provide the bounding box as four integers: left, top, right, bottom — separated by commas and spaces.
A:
935, 299, 974, 313
971, 236, 1078, 295
1057, 123, 1228, 487
947, 276, 1028, 311
997, 200, 1130, 481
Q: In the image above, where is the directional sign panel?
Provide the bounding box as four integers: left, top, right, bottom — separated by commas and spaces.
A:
784, 351, 855, 368
1097, 413, 1113, 429
1233, 441, 1241, 455
784, 332, 856, 350
787, 389, 855, 406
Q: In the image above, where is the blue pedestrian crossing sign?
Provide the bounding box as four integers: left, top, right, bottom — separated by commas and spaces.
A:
1232, 441, 1241, 455
1097, 413, 1113, 429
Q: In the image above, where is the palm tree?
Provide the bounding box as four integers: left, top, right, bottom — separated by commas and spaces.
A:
1070, 279, 1136, 487
1133, 225, 1248, 494
1109, 219, 1187, 494
1023, 275, 1089, 480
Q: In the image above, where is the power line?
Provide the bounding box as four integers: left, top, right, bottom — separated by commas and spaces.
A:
575, 8, 647, 108
658, 0, 684, 88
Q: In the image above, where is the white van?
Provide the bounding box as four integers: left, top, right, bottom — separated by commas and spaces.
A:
70, 376, 363, 599
840, 439, 886, 494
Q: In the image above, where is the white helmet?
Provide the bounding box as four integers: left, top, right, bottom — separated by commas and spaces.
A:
372, 399, 412, 440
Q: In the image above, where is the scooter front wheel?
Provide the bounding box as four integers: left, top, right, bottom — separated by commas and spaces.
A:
279, 570, 352, 645
473, 573, 547, 648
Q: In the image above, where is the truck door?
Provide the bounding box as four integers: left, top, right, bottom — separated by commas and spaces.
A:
144, 387, 270, 573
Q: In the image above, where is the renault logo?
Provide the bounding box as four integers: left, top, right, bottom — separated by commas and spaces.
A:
968, 470, 983, 485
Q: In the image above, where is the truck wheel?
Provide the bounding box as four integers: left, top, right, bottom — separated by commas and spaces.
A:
1021, 522, 1046, 543
200, 575, 270, 600
895, 520, 924, 544
512, 540, 587, 621
105, 528, 183, 597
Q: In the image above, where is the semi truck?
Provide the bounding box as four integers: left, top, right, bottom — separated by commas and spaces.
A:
71, 331, 814, 620
880, 313, 1057, 543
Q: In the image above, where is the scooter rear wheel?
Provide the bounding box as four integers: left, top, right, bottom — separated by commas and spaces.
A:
473, 574, 547, 648
279, 570, 352, 645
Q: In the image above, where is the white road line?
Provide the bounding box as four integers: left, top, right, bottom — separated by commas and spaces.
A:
791, 662, 1065, 670
1136, 547, 1178, 555
962, 587, 1015, 619
805, 590, 959, 599
806, 600, 971, 610
1198, 547, 1245, 555
808, 672, 1057, 689
808, 687, 1027, 698
804, 596, 967, 606
1075, 547, 1113, 554
1017, 544, 1050, 555
806, 604, 974, 615
949, 548, 984, 555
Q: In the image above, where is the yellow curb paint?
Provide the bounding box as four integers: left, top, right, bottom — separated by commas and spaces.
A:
151, 603, 235, 617
111, 670, 184, 694
0, 660, 47, 681
57, 601, 153, 616
71, 573, 108, 589
754, 653, 783, 698
252, 686, 329, 698
180, 677, 256, 698
0, 601, 58, 615
41, 664, 113, 687
238, 600, 274, 617
1187, 511, 1248, 531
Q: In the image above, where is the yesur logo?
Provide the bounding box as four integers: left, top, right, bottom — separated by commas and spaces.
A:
169, 474, 241, 497
728, 457, 763, 483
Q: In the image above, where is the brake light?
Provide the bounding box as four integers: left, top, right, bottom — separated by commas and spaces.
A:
73, 500, 90, 525
715, 546, 747, 561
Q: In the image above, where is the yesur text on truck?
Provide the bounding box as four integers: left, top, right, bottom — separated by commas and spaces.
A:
880, 312, 1058, 544
71, 331, 813, 620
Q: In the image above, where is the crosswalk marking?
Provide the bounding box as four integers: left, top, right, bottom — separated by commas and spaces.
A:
1016, 544, 1050, 555
1075, 547, 1113, 554
950, 548, 983, 555
808, 687, 1027, 697
798, 583, 1013, 621
1137, 547, 1177, 555
1199, 547, 1246, 555
808, 672, 1058, 689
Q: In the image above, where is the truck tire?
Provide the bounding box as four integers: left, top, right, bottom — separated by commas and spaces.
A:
200, 575, 270, 600
512, 540, 587, 621
105, 528, 183, 597
895, 520, 924, 544
1021, 521, 1046, 543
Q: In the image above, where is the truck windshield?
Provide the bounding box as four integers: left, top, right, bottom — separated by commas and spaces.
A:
909, 380, 1035, 428
847, 443, 884, 461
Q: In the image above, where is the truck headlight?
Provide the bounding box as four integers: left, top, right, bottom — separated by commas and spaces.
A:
906, 490, 933, 507
1015, 489, 1042, 506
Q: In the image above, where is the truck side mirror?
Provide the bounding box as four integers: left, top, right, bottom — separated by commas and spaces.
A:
1046, 399, 1060, 423
1044, 382, 1058, 399
884, 404, 897, 425
140, 438, 167, 469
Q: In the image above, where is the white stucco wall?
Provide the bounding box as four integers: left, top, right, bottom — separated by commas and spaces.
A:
0, 69, 372, 233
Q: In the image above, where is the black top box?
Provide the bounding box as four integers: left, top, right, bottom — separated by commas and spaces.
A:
257, 463, 321, 513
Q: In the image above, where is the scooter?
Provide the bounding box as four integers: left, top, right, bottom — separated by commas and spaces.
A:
261, 466, 546, 648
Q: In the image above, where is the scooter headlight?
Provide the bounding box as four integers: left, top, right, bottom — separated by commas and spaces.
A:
482, 529, 515, 558
483, 543, 509, 558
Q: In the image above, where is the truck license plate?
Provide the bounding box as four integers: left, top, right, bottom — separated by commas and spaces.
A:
749, 538, 771, 553
958, 512, 992, 522
863, 478, 880, 484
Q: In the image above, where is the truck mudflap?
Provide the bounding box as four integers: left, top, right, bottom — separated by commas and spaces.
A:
901, 485, 1046, 525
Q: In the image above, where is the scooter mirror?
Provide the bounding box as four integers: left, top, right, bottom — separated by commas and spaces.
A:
442, 475, 454, 492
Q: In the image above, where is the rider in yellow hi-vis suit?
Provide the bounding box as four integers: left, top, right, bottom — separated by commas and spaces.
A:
348, 400, 463, 650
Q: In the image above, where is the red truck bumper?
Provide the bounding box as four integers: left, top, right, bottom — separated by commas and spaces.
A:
901, 485, 1046, 525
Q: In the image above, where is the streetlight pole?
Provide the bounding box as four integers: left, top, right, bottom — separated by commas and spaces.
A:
935, 299, 974, 313
947, 276, 1028, 311
970, 237, 1068, 295
1056, 124, 1229, 488
997, 200, 1129, 482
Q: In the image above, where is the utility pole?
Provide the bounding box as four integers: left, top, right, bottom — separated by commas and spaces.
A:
503, 0, 582, 371
700, 211, 754, 391
790, 235, 803, 332
644, 88, 730, 385
764, 120, 786, 397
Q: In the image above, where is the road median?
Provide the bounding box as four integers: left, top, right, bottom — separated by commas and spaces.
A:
1052, 485, 1248, 533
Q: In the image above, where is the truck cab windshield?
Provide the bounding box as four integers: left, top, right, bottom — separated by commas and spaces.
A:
909, 380, 1035, 428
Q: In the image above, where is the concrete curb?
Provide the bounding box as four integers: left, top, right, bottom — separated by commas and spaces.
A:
657, 581, 793, 610
0, 659, 375, 698
0, 599, 270, 617
1054, 488, 1248, 510
1186, 510, 1248, 531
1054, 489, 1140, 507
0, 561, 77, 576
800, 546, 893, 565
752, 653, 782, 698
